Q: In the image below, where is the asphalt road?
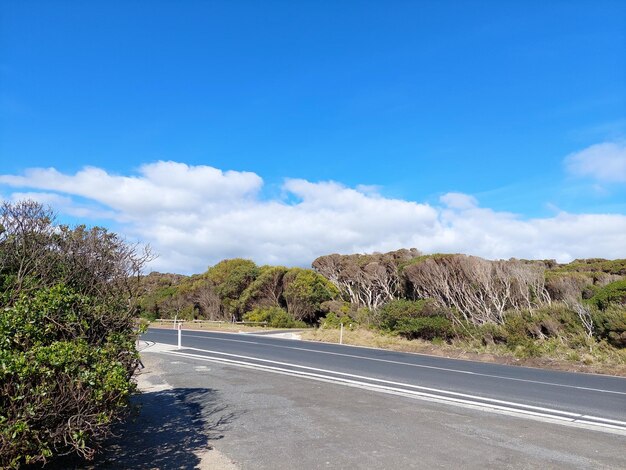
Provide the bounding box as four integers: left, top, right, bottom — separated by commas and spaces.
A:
141, 328, 626, 433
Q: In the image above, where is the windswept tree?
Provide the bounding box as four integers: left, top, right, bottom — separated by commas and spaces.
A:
312, 249, 421, 310
403, 254, 549, 325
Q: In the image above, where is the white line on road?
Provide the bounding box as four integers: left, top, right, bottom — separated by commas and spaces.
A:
146, 345, 626, 436
163, 331, 626, 396
180, 346, 583, 416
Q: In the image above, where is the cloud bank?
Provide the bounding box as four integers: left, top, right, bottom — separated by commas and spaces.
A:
1, 158, 625, 274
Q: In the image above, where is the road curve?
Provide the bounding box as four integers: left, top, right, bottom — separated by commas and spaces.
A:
141, 328, 626, 433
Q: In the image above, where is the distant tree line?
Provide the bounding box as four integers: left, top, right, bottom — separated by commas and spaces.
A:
137, 259, 338, 327
140, 249, 626, 352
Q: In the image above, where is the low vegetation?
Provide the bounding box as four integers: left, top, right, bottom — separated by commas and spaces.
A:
0, 201, 149, 468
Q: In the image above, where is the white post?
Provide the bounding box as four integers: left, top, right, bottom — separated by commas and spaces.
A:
340, 322, 344, 345
177, 322, 182, 349
173, 314, 177, 330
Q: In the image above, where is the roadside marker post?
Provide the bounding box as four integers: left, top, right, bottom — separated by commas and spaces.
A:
177, 322, 182, 349
340, 322, 344, 345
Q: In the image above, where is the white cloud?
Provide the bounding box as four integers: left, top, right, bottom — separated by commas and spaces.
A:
0, 162, 263, 218
1, 162, 625, 274
565, 142, 626, 183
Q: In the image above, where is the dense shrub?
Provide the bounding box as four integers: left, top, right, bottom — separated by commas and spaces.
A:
552, 258, 626, 276
592, 306, 626, 348
0, 201, 147, 468
475, 323, 508, 346
243, 306, 305, 328
377, 299, 445, 330
0, 288, 139, 468
377, 299, 453, 340
320, 311, 355, 329
588, 280, 626, 311
393, 316, 454, 340
282, 268, 339, 322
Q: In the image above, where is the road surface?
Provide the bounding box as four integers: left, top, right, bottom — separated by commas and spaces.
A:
141, 328, 626, 434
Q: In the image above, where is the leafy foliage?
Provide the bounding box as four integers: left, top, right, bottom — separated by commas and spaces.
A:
592, 306, 626, 348
588, 280, 626, 310
392, 316, 454, 341
376, 299, 453, 340
206, 259, 259, 318
138, 247, 626, 363
320, 311, 354, 329
282, 268, 339, 322
552, 258, 626, 276
243, 306, 305, 328
0, 200, 147, 468
239, 266, 288, 313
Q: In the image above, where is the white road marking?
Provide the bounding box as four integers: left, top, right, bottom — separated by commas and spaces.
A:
181, 346, 583, 416
151, 347, 626, 436
167, 331, 626, 396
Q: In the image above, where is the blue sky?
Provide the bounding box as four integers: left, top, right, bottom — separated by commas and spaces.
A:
1, 1, 625, 272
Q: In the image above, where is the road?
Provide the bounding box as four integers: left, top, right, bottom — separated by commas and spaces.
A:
141, 327, 626, 434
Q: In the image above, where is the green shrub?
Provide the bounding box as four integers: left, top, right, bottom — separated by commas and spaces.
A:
511, 340, 543, 358
552, 258, 626, 276
0, 200, 146, 468
502, 313, 530, 347
592, 305, 626, 348
589, 280, 626, 311
0, 286, 137, 468
243, 307, 273, 324
393, 316, 454, 340
282, 268, 339, 322
269, 308, 306, 328
243, 307, 306, 328
320, 312, 354, 329
477, 323, 508, 345
351, 307, 374, 326
376, 299, 453, 340
377, 299, 446, 331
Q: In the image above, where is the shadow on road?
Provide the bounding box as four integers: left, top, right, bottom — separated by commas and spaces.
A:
46, 387, 236, 469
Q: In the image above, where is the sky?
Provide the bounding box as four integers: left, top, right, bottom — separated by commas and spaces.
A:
1, 0, 625, 274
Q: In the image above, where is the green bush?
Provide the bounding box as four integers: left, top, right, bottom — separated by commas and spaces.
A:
393, 316, 454, 340
0, 286, 137, 468
320, 312, 355, 329
592, 305, 626, 348
377, 299, 453, 340
282, 268, 339, 322
0, 200, 146, 468
243, 306, 306, 328
476, 323, 508, 345
589, 280, 626, 311
243, 307, 273, 323
377, 299, 445, 331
